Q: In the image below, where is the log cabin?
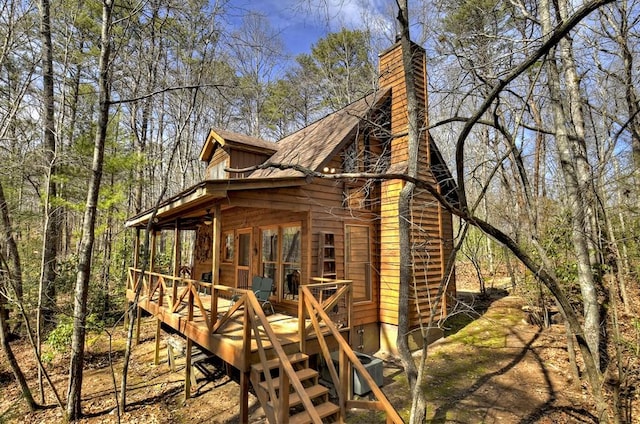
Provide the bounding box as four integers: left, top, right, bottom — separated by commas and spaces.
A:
125, 40, 456, 423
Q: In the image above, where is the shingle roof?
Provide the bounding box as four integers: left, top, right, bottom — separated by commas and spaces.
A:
250, 88, 392, 178
200, 127, 278, 162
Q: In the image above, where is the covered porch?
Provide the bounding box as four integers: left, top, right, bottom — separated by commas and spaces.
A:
124, 179, 402, 422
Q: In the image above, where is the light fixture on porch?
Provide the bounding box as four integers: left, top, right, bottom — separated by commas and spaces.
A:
203, 209, 213, 226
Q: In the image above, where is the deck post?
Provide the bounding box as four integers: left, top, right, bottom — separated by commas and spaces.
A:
211, 204, 221, 322
240, 305, 251, 423
135, 306, 142, 345
240, 370, 250, 423
298, 288, 306, 353
279, 365, 290, 423
184, 337, 193, 401
154, 319, 161, 365
339, 346, 350, 417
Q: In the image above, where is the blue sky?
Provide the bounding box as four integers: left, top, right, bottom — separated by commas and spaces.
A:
229, 0, 396, 55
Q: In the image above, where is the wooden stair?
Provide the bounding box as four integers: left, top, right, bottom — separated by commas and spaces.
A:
250, 352, 339, 424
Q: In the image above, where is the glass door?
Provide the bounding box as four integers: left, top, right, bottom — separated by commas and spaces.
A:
236, 229, 251, 289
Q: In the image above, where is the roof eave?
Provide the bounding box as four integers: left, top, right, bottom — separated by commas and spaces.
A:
125, 176, 307, 228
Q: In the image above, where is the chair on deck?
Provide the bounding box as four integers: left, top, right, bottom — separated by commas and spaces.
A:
199, 272, 213, 295
252, 276, 274, 315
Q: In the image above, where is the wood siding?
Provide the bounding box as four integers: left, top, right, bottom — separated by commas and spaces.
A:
228, 148, 271, 178
302, 163, 380, 328
377, 41, 450, 329
188, 174, 381, 324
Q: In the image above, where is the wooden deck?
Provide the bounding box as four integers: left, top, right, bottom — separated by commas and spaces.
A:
126, 268, 403, 423
126, 269, 348, 371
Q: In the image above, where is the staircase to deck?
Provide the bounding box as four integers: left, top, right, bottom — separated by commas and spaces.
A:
244, 282, 403, 424
251, 352, 339, 424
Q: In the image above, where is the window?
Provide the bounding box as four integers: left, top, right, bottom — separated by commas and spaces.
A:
222, 231, 234, 262
281, 226, 301, 299
346, 225, 371, 302
261, 227, 278, 282
260, 223, 301, 301
208, 161, 227, 179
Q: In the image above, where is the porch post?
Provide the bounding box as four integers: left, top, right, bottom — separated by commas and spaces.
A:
210, 204, 221, 317
133, 227, 141, 269
172, 218, 182, 282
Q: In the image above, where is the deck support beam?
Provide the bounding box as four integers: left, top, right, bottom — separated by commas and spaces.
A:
154, 319, 161, 365
240, 370, 250, 423
184, 338, 193, 402
135, 306, 141, 345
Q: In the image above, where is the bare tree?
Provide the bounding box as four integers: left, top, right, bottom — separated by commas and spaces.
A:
66, 0, 114, 419
0, 190, 36, 411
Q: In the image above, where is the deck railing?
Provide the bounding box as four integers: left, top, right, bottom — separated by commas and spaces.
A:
297, 279, 352, 353
127, 267, 243, 333
233, 290, 325, 423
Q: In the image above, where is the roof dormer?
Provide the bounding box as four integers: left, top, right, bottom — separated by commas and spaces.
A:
200, 128, 278, 179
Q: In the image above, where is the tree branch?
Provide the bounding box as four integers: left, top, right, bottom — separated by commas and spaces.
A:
454, 0, 616, 211
107, 83, 233, 105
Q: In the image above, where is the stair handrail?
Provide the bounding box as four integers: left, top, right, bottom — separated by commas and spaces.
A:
300, 285, 405, 424
242, 291, 324, 424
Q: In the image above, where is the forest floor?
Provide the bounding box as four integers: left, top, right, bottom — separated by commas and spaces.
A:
1, 282, 636, 423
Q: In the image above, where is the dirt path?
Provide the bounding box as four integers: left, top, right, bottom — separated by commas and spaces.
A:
1, 295, 595, 423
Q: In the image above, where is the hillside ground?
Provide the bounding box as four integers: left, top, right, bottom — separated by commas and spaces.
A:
1, 281, 637, 423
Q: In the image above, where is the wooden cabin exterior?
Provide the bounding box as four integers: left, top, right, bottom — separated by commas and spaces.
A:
124, 40, 456, 423
126, 40, 456, 355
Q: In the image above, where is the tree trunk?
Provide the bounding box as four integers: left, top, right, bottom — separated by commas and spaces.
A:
0, 258, 37, 411
37, 0, 60, 332
395, 2, 428, 423
66, 0, 114, 420
0, 180, 23, 330
540, 0, 602, 372
37, 0, 60, 402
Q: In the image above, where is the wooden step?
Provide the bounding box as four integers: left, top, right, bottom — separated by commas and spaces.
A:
267, 384, 329, 409
251, 352, 309, 373
258, 368, 318, 392
289, 401, 340, 424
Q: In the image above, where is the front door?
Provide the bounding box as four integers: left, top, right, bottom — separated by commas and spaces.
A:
236, 228, 251, 289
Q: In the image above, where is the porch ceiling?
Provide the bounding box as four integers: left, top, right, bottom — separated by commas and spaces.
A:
125, 177, 307, 229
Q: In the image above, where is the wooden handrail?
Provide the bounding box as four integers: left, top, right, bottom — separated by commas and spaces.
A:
242, 291, 323, 424
300, 285, 404, 423
129, 268, 240, 333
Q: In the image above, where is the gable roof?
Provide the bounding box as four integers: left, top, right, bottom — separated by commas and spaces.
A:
250, 87, 392, 178
199, 127, 278, 162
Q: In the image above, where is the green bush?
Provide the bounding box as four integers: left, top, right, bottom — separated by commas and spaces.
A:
46, 316, 74, 353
